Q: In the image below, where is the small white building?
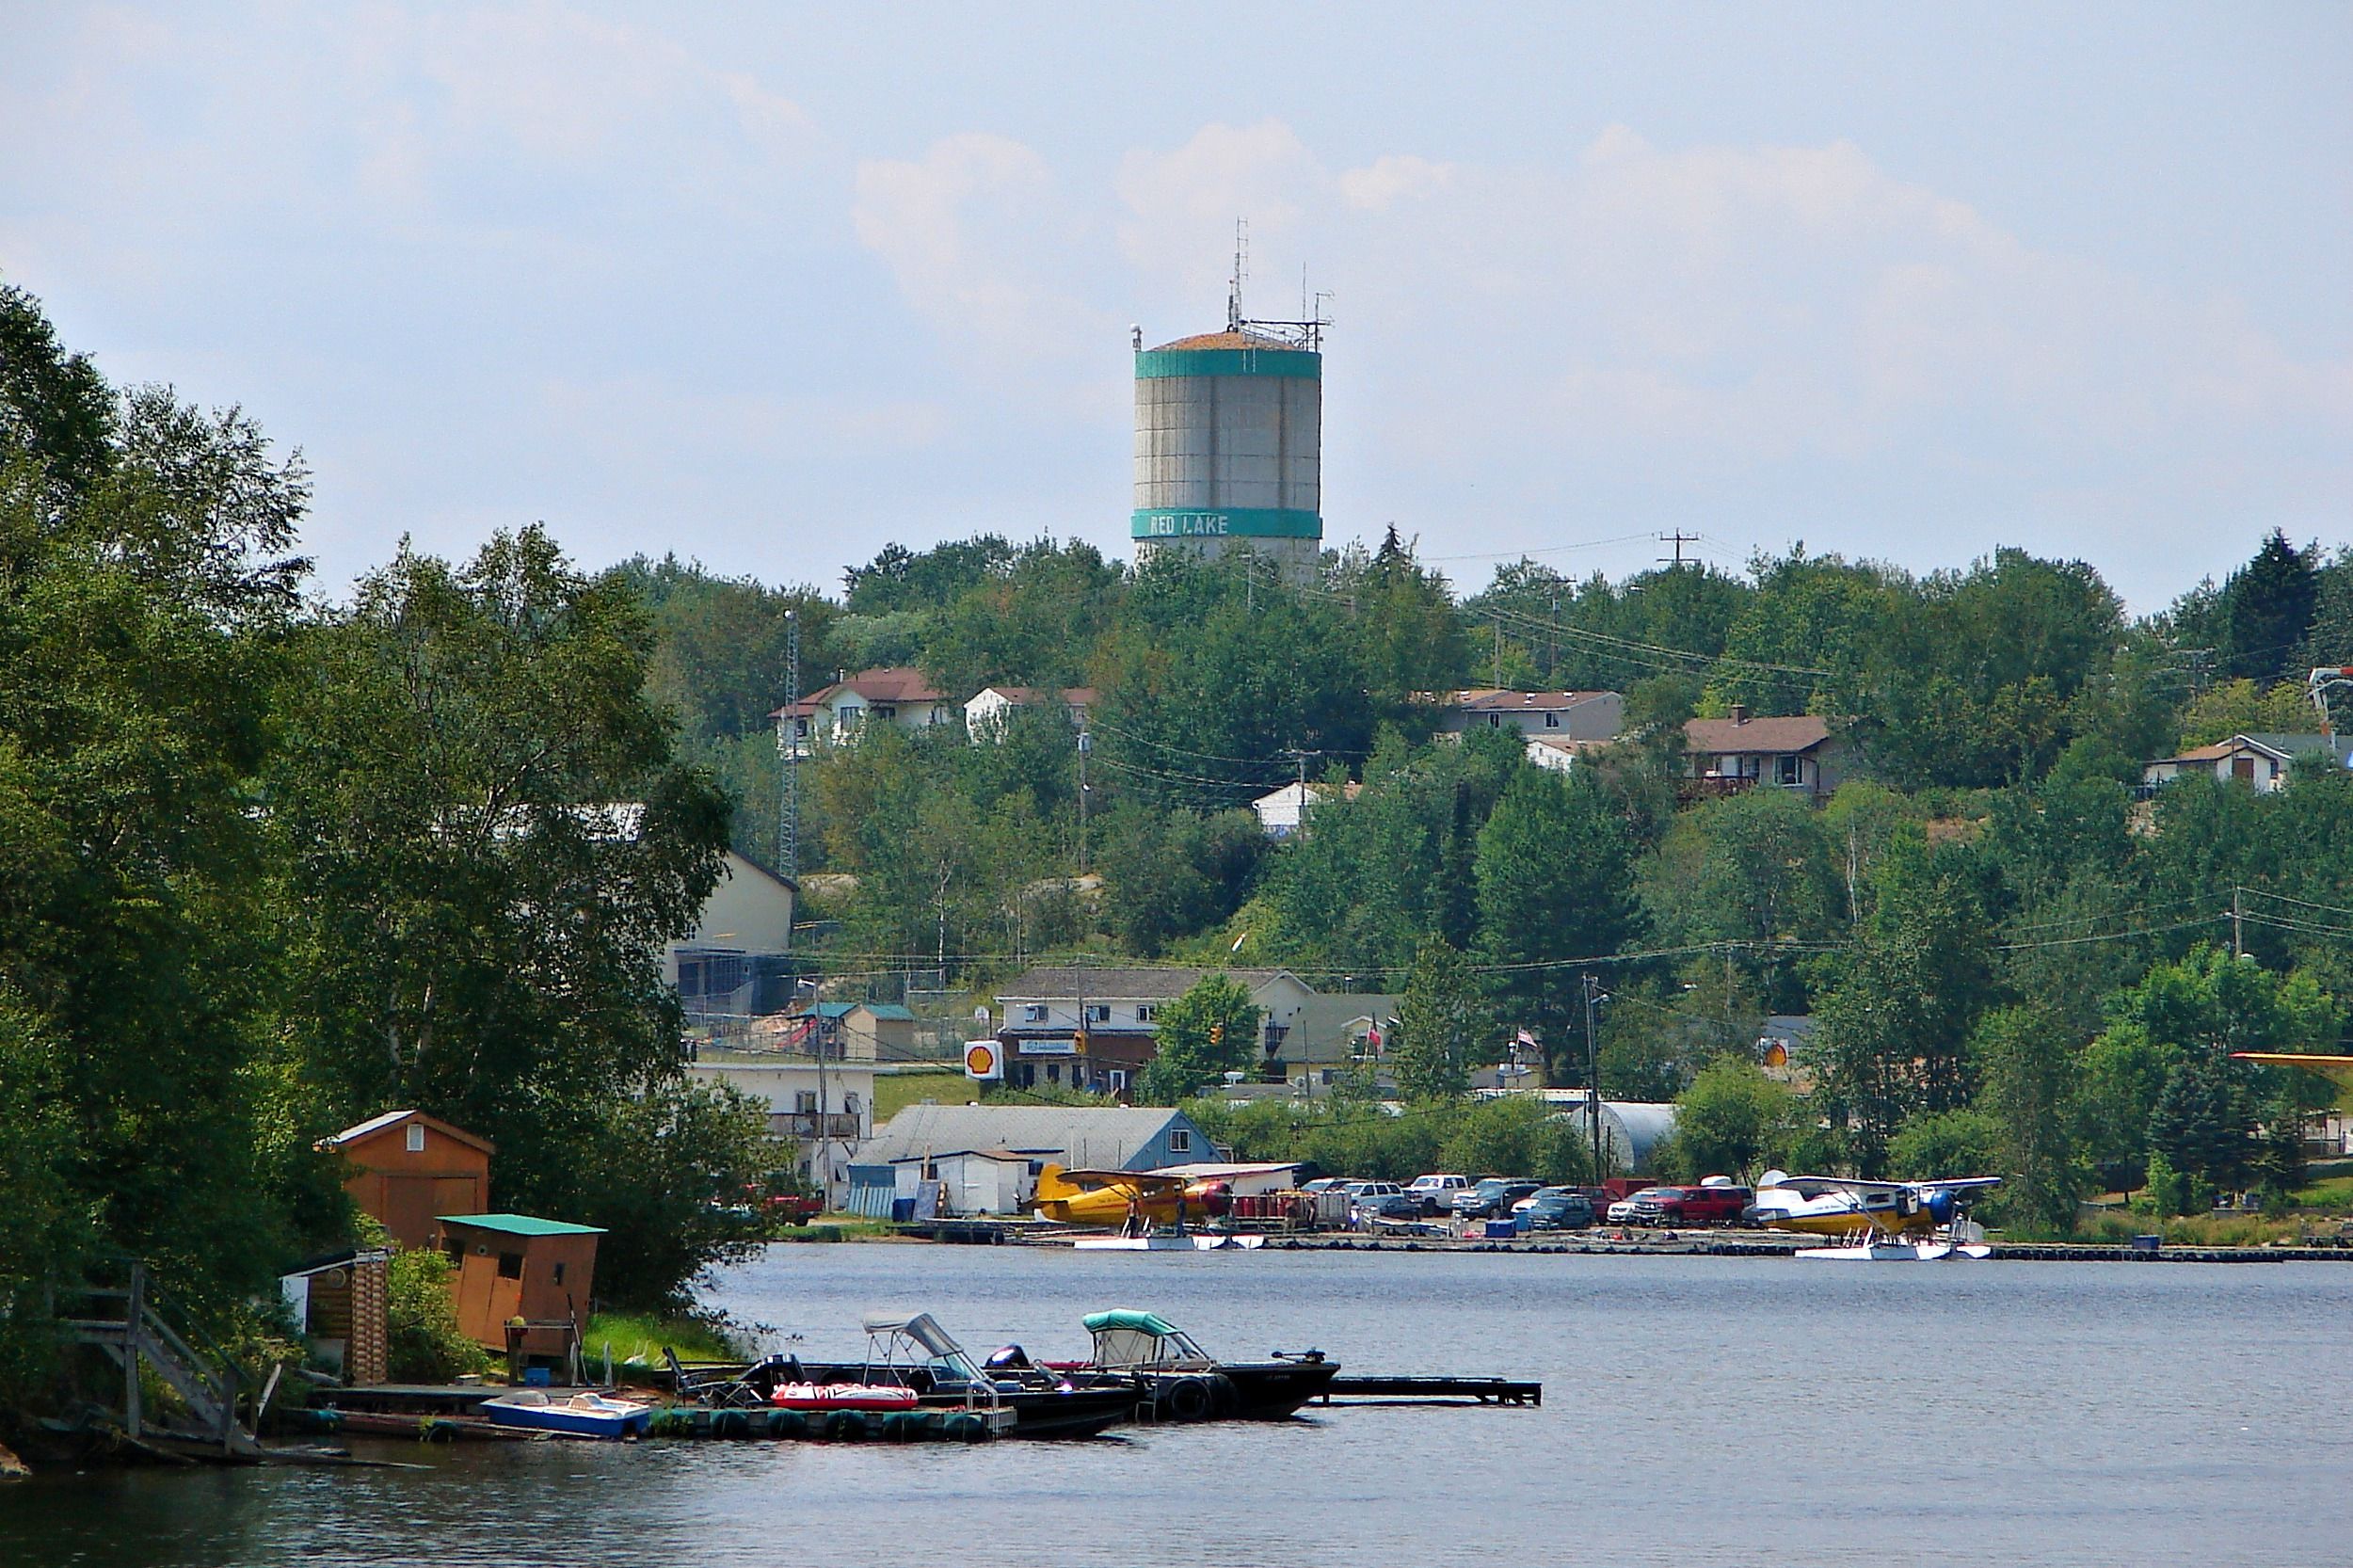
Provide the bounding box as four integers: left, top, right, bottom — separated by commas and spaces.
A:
1251, 780, 1359, 839
889, 1148, 1041, 1215
1524, 735, 1612, 776
964, 685, 1097, 742
2141, 732, 2353, 795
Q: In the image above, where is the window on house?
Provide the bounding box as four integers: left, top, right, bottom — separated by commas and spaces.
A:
1777, 755, 1803, 787
552, 1261, 567, 1287
1024, 1004, 1047, 1022
1046, 1064, 1062, 1084
923, 1161, 939, 1180
1167, 1128, 1192, 1154
795, 1090, 819, 1114
1085, 1004, 1110, 1023
497, 1252, 524, 1281
1488, 713, 1502, 728
1136, 1005, 1156, 1022
1107, 1069, 1128, 1093
405, 1123, 425, 1154
1545, 712, 1560, 728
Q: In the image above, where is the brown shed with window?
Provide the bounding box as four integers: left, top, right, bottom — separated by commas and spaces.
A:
316, 1110, 494, 1251
434, 1214, 602, 1352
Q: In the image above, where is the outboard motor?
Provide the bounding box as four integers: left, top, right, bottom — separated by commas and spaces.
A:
984, 1344, 1033, 1370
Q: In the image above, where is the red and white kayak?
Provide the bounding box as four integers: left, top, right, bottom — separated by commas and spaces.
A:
769, 1383, 920, 1413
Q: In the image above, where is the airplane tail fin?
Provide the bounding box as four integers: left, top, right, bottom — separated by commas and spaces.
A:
1032, 1163, 1077, 1204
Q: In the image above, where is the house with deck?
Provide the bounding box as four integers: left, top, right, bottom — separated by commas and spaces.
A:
1681, 709, 1850, 802
2140, 732, 2353, 795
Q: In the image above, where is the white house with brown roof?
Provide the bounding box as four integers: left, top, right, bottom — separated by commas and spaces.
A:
771, 666, 956, 756
2141, 732, 2353, 795
1250, 779, 1361, 838
1681, 708, 1849, 802
1434, 688, 1624, 742
964, 684, 1097, 742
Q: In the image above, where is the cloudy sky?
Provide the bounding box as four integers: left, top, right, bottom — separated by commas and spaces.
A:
5, 3, 2347, 608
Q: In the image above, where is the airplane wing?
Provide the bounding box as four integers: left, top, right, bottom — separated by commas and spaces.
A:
1058, 1169, 1188, 1192
2234, 1051, 2353, 1090
1769, 1175, 2000, 1198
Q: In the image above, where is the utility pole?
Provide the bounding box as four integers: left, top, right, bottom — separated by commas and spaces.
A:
1659, 531, 1699, 570
1583, 973, 1605, 1183
777, 608, 800, 882
2233, 886, 2244, 959
1493, 617, 1504, 688
1076, 728, 1092, 873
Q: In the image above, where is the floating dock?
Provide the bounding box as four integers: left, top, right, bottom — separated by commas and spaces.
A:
1320, 1376, 1541, 1407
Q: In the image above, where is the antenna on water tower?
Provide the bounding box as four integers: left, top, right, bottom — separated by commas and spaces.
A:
777, 608, 800, 883
1227, 216, 1249, 330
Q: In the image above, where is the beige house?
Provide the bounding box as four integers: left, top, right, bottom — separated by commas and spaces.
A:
664, 848, 796, 1020
990, 966, 1322, 1096
1681, 709, 1849, 802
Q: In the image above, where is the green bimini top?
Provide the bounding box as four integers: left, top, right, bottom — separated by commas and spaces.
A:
437, 1213, 605, 1237
1083, 1309, 1181, 1337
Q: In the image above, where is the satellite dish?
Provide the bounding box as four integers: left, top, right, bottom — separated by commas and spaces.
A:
974, 1005, 991, 1024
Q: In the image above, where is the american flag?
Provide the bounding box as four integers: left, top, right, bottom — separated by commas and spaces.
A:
1514, 1028, 1538, 1048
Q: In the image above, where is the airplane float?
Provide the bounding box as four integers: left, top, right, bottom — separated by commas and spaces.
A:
1749, 1170, 2004, 1261
1030, 1165, 1241, 1250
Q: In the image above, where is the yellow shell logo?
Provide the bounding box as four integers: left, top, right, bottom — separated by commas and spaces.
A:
965, 1042, 998, 1077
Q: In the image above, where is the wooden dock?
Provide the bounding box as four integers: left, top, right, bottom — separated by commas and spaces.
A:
1320, 1376, 1541, 1406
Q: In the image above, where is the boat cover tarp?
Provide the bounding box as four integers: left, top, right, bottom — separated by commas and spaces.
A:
1081, 1309, 1181, 1337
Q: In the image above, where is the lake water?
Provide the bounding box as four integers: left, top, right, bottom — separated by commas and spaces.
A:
8, 1244, 2352, 1567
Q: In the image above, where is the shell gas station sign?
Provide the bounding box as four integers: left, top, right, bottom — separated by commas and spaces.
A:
962, 1041, 1002, 1080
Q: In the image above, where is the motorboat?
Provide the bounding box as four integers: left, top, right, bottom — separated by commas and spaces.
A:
1071, 1232, 1265, 1251
480, 1388, 653, 1438
700, 1313, 1138, 1439
1020, 1309, 1339, 1421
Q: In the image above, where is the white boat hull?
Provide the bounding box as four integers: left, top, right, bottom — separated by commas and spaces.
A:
1796, 1240, 1993, 1262
1072, 1234, 1265, 1251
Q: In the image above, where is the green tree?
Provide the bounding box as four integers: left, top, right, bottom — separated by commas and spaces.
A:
1138, 974, 1259, 1103
1886, 1109, 2004, 1181
1474, 767, 1643, 1080
1970, 1006, 2088, 1233
1813, 832, 1999, 1175
1673, 1058, 1797, 1182
1393, 937, 1483, 1101
2220, 530, 2320, 683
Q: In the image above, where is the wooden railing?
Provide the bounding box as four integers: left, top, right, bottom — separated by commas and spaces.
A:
56, 1259, 258, 1457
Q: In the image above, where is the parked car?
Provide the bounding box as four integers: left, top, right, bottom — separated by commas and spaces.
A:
1608, 1187, 1673, 1224
1300, 1177, 1350, 1195
1344, 1181, 1408, 1222
1364, 1192, 1427, 1223
1523, 1192, 1595, 1230
1407, 1174, 1470, 1215
1625, 1185, 1753, 1226
1451, 1178, 1544, 1220
1511, 1185, 1574, 1214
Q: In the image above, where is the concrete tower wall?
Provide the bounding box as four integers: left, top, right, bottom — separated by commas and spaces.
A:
1130, 335, 1322, 584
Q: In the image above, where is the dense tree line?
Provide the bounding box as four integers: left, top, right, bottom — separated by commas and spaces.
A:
634, 462, 2353, 1236
0, 289, 769, 1418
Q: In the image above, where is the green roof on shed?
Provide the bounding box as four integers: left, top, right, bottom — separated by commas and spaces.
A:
437, 1212, 604, 1237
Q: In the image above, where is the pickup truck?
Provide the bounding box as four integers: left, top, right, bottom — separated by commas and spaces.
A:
1625, 1184, 1752, 1227
1406, 1174, 1469, 1215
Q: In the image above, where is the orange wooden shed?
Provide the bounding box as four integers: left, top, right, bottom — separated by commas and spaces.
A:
316, 1110, 494, 1251
435, 1213, 603, 1353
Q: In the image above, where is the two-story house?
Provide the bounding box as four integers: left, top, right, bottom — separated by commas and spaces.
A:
1433, 688, 1625, 742
1681, 709, 1849, 802
685, 1035, 877, 1208
771, 666, 957, 758
988, 966, 1322, 1096
664, 848, 797, 1020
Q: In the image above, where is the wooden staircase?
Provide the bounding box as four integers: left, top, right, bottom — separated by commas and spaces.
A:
56, 1258, 261, 1460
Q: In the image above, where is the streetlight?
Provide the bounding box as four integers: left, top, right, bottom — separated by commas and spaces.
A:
1582, 974, 1611, 1183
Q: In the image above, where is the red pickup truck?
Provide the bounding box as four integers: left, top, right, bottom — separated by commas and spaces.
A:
1625, 1184, 1753, 1227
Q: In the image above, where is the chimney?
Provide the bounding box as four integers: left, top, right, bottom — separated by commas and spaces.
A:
1729, 703, 1750, 725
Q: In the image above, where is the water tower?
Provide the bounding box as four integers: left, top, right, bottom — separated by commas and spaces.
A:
1130, 240, 1327, 586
